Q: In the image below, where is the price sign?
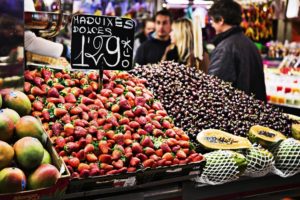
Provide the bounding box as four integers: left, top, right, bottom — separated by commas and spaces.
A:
71, 15, 135, 70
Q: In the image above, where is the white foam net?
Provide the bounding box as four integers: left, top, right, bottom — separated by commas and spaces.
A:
194, 150, 241, 185
244, 145, 274, 177
271, 138, 300, 177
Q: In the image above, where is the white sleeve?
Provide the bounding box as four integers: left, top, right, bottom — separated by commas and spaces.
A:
24, 31, 64, 58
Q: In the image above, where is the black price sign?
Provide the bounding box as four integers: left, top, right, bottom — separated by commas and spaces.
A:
71, 15, 135, 70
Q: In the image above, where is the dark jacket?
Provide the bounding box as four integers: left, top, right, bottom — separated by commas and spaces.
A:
208, 26, 266, 101
134, 33, 171, 65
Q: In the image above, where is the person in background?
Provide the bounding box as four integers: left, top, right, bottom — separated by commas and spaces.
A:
133, 18, 155, 58
161, 18, 209, 72
207, 0, 266, 101
134, 9, 172, 65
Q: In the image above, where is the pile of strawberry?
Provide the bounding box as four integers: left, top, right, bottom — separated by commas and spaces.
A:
24, 68, 203, 178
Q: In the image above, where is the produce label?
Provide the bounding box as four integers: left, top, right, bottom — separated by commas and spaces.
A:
71, 15, 135, 70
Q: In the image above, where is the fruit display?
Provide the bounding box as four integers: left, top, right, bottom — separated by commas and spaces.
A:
2, 91, 31, 116
248, 125, 287, 148
196, 150, 247, 185
23, 68, 204, 178
0, 96, 61, 194
196, 129, 252, 151
130, 62, 293, 144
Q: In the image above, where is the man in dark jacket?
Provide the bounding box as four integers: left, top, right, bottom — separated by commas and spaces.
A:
208, 0, 266, 102
134, 10, 172, 65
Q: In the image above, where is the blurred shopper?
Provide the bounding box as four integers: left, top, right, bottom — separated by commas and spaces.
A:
133, 18, 155, 58
208, 0, 266, 101
161, 18, 209, 72
135, 9, 172, 65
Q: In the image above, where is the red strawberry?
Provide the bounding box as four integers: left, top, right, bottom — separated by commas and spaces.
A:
152, 101, 163, 110
90, 81, 98, 91
74, 126, 87, 138
32, 111, 42, 117
119, 99, 131, 110
162, 120, 172, 129
144, 123, 154, 133
24, 70, 34, 81
127, 167, 136, 173
64, 93, 76, 103
98, 108, 108, 118
99, 163, 114, 171
162, 152, 174, 161
94, 99, 104, 108
113, 133, 124, 145
113, 87, 124, 95
87, 104, 100, 110
112, 149, 122, 160
156, 149, 163, 157
99, 140, 110, 154
41, 68, 52, 80
68, 157, 80, 168
47, 97, 63, 104
111, 104, 120, 112
86, 153, 98, 162
132, 142, 143, 154
143, 159, 154, 168
167, 138, 178, 147
99, 154, 112, 164
62, 73, 71, 79
70, 106, 83, 115
100, 89, 112, 97
64, 123, 74, 136
140, 136, 154, 148
124, 110, 135, 118
24, 82, 31, 93
79, 96, 94, 105
55, 136, 66, 148
144, 147, 155, 156
71, 87, 81, 97
152, 120, 162, 129
97, 118, 106, 126
153, 129, 164, 137
136, 116, 147, 126
54, 108, 68, 117
129, 121, 140, 129
88, 71, 98, 81
133, 106, 146, 116
86, 134, 93, 144
34, 77, 44, 87
137, 129, 147, 136
88, 92, 97, 99
47, 87, 59, 98
32, 100, 43, 111
119, 117, 130, 125
88, 126, 97, 134
64, 142, 79, 153
112, 159, 124, 169
65, 135, 74, 143
84, 143, 94, 153
178, 140, 190, 148
129, 157, 141, 168
156, 110, 168, 117
172, 145, 181, 153
53, 83, 64, 90
136, 153, 147, 161
150, 154, 160, 161
166, 129, 176, 137
83, 85, 93, 96
52, 122, 63, 136
160, 143, 172, 153
176, 150, 187, 160
103, 123, 113, 131
81, 112, 89, 121
31, 86, 45, 96
132, 133, 141, 141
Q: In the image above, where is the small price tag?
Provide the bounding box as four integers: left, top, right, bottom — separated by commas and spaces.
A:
113, 176, 136, 188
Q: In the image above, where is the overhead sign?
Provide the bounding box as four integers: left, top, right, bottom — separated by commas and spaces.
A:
71, 15, 135, 70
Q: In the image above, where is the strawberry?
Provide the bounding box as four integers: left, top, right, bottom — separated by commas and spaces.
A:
119, 117, 130, 125
143, 159, 154, 168
65, 135, 74, 143
83, 85, 93, 96
129, 157, 140, 167
99, 163, 114, 171
136, 153, 147, 162
24, 70, 34, 81
132, 142, 143, 154
166, 129, 176, 138
156, 110, 168, 117
54, 72, 63, 78
125, 91, 135, 99
176, 149, 187, 160
64, 93, 76, 103
134, 96, 146, 106
119, 99, 131, 110
54, 108, 68, 117
87, 104, 100, 110
88, 71, 98, 81
127, 167, 136, 173
63, 79, 76, 87
137, 129, 147, 135
112, 159, 124, 169
90, 81, 98, 91
111, 104, 120, 112
103, 123, 113, 131
129, 121, 140, 129
113, 87, 124, 95
84, 143, 95, 153
31, 86, 45, 96
47, 97, 63, 104
86, 153, 98, 162
180, 133, 190, 141
81, 112, 89, 121
64, 142, 79, 153
34, 77, 44, 87
96, 129, 104, 140
97, 118, 106, 126
152, 120, 162, 129
144, 147, 155, 156
99, 154, 112, 164
88, 92, 97, 99
47, 87, 59, 98
88, 126, 97, 134
140, 136, 154, 148
113, 133, 124, 145
70, 106, 83, 115
153, 115, 163, 122
79, 96, 94, 105
24, 82, 31, 93
86, 134, 93, 144
167, 138, 178, 147
55, 136, 66, 148
133, 106, 146, 116
152, 101, 163, 110
136, 116, 147, 126
64, 123, 74, 136
74, 126, 87, 138
162, 152, 174, 161
123, 110, 135, 118
99, 140, 110, 154
150, 154, 160, 161
178, 140, 190, 148
192, 154, 203, 162
98, 108, 108, 118
32, 100, 43, 111
32, 111, 42, 117
132, 133, 141, 141
144, 123, 154, 133
160, 143, 172, 153
53, 83, 65, 90
153, 129, 164, 137
41, 68, 52, 80
172, 145, 181, 153
71, 87, 81, 97
68, 157, 80, 168
124, 130, 132, 139
27, 94, 35, 101
156, 149, 163, 157
94, 99, 104, 108
100, 89, 112, 97
52, 122, 63, 136
162, 120, 172, 129
78, 163, 90, 173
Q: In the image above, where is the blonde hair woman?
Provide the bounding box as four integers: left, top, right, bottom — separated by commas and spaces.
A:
162, 18, 208, 72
